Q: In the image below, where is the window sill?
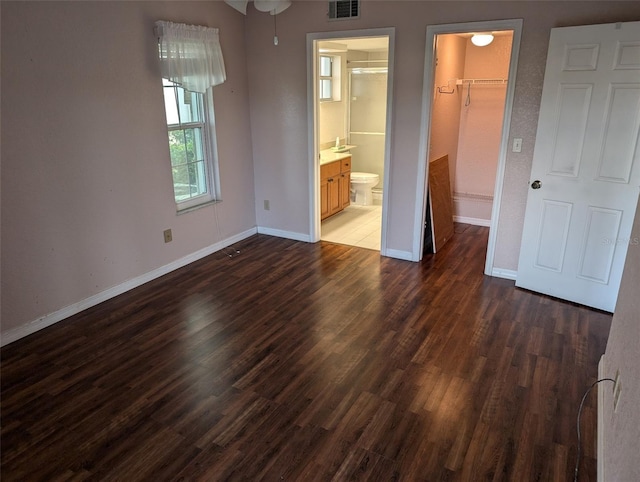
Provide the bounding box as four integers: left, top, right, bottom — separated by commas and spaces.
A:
176, 199, 220, 215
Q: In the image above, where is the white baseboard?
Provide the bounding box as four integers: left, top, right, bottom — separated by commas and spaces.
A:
257, 226, 311, 242
0, 227, 257, 347
490, 267, 518, 280
453, 215, 492, 227
598, 356, 606, 482
383, 248, 414, 261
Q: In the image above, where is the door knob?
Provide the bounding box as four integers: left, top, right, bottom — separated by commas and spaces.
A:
531, 180, 542, 189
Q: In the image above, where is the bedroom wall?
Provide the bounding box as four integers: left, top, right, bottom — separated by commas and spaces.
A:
601, 196, 640, 482
244, 1, 640, 264
1, 1, 256, 341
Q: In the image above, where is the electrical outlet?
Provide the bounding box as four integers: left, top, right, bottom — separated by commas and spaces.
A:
163, 229, 172, 243
264, 200, 270, 211
613, 376, 622, 412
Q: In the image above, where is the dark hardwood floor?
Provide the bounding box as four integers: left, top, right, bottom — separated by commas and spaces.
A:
1, 225, 611, 481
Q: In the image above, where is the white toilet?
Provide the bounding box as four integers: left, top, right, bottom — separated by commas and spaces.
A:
350, 172, 380, 206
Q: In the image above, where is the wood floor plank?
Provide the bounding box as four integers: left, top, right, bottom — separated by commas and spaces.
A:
1, 228, 611, 480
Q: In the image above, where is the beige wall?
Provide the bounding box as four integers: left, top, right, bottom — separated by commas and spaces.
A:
602, 196, 640, 481
429, 34, 466, 193
456, 35, 512, 199
1, 1, 256, 336
246, 1, 640, 263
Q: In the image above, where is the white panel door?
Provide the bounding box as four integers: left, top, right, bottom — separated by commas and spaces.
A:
516, 21, 640, 312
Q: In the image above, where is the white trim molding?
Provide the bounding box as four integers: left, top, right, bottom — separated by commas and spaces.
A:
383, 248, 414, 262
256, 226, 311, 242
0, 228, 257, 347
453, 216, 492, 227
490, 267, 518, 280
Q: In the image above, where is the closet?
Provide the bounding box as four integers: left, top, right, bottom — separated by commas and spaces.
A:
425, 32, 513, 253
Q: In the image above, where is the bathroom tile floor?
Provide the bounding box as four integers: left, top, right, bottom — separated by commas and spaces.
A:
321, 204, 382, 251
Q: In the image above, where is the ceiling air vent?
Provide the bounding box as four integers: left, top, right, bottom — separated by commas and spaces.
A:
328, 0, 359, 20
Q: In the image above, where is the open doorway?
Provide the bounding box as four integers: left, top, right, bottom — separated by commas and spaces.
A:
306, 28, 395, 254
415, 20, 523, 274
425, 31, 513, 253
317, 36, 389, 250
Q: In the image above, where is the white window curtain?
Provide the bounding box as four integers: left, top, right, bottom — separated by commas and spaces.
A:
155, 20, 226, 93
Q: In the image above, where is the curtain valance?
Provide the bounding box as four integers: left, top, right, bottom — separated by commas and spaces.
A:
155, 20, 226, 93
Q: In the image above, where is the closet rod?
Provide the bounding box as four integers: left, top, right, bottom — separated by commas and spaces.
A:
456, 78, 508, 85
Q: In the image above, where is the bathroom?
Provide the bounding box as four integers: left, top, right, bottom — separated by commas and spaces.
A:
317, 36, 389, 251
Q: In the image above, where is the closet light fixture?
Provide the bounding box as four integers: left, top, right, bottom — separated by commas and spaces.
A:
471, 33, 494, 47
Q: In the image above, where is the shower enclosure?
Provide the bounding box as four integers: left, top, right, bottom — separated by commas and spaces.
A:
347, 64, 388, 194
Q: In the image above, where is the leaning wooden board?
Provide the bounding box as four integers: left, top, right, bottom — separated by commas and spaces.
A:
429, 154, 454, 252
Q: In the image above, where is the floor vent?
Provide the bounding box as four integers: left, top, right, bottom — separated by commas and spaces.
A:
328, 0, 359, 20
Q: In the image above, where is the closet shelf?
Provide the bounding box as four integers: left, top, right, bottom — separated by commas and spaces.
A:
456, 78, 508, 85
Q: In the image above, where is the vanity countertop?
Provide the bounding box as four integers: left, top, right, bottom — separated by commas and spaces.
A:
319, 145, 356, 165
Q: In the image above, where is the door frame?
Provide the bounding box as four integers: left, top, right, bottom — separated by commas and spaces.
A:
414, 19, 523, 274
306, 27, 396, 253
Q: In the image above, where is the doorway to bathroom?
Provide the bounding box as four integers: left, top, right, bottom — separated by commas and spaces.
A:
307, 29, 395, 253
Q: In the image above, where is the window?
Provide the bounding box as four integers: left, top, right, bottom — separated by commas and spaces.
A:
162, 79, 217, 209
155, 20, 226, 211
319, 55, 342, 102
319, 55, 333, 101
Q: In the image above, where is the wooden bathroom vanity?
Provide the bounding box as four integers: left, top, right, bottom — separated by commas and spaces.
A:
320, 155, 351, 220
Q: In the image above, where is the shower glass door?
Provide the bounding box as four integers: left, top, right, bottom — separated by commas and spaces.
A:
348, 69, 387, 188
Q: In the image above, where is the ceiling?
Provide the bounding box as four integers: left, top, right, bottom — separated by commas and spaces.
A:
318, 36, 389, 54
453, 30, 514, 39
